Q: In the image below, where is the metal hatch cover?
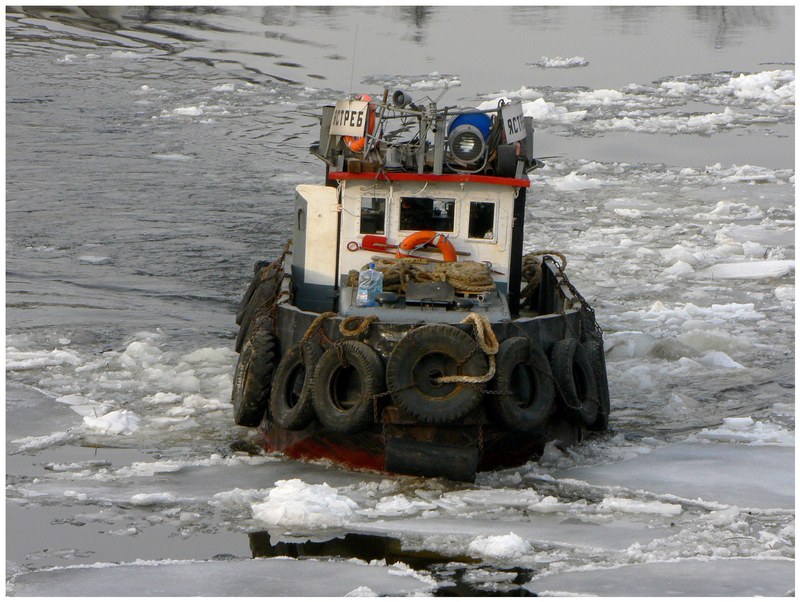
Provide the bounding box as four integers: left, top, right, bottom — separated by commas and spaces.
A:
405, 281, 455, 305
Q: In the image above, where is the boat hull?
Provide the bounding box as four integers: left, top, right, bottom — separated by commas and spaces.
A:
244, 297, 598, 482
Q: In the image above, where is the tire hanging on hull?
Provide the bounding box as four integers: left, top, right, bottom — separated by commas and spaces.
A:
269, 341, 324, 431
550, 338, 599, 426
235, 266, 282, 353
232, 328, 279, 427
488, 337, 555, 432
582, 333, 610, 432
312, 341, 385, 434
386, 324, 488, 424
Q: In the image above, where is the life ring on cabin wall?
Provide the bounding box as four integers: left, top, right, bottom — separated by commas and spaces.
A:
343, 94, 376, 153
396, 230, 458, 262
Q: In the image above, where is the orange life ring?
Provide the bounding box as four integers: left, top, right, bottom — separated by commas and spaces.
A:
344, 94, 376, 153
396, 231, 458, 263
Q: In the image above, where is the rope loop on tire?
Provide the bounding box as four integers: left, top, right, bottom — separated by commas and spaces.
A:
435, 312, 499, 385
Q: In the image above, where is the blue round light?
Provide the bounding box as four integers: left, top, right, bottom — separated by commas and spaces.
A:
448, 111, 492, 139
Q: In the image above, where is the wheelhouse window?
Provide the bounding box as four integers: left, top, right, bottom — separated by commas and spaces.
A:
468, 201, 495, 239
359, 196, 386, 234
399, 196, 455, 232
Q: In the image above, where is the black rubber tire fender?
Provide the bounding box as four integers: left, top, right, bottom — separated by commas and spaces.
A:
386, 324, 488, 424
236, 260, 273, 325
312, 341, 385, 434
232, 328, 279, 427
269, 341, 324, 431
550, 338, 599, 426
583, 333, 610, 432
235, 269, 281, 353
488, 337, 555, 432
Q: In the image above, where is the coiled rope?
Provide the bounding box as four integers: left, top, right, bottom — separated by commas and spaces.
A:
347, 257, 496, 295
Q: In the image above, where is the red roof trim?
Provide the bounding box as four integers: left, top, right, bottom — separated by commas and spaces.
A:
328, 171, 531, 188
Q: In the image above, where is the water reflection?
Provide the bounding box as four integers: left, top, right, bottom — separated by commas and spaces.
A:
690, 5, 781, 49
248, 531, 535, 596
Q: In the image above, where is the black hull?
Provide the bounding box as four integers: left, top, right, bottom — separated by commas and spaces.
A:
248, 302, 599, 482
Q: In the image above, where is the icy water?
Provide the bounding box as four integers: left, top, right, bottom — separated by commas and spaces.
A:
6, 5, 795, 596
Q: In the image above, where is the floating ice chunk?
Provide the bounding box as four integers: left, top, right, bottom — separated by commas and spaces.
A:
111, 51, 143, 59
130, 492, 177, 506
83, 409, 140, 435
521, 98, 586, 123
662, 392, 700, 417
614, 207, 642, 218
64, 490, 89, 501
345, 586, 378, 596
151, 153, 193, 161
714, 69, 795, 104
774, 285, 794, 303
571, 88, 625, 106
662, 260, 695, 278
6, 348, 83, 370
172, 106, 203, 116
251, 479, 358, 528
659, 80, 700, 96
365, 494, 437, 517
549, 171, 603, 191
212, 83, 235, 92
695, 417, 794, 446
700, 259, 794, 280
677, 329, 750, 354
468, 533, 530, 560
661, 244, 700, 266
119, 341, 164, 367
530, 56, 589, 68
13, 431, 74, 452
698, 351, 745, 370
741, 241, 768, 258
604, 332, 656, 359
78, 255, 112, 264
708, 506, 741, 527
597, 497, 682, 516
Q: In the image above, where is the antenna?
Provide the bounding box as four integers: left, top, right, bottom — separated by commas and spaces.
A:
349, 25, 358, 94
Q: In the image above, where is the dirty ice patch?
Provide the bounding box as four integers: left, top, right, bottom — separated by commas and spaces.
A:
251, 479, 359, 529
692, 417, 794, 447
468, 533, 531, 560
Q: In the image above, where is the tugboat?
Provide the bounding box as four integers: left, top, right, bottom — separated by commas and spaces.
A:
232, 88, 610, 482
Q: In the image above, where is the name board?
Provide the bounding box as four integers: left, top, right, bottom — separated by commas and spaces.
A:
501, 102, 526, 144
330, 100, 370, 137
